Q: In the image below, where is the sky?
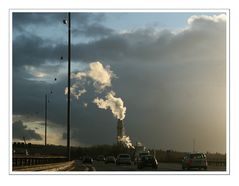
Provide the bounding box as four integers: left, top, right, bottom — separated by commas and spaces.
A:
12, 12, 227, 153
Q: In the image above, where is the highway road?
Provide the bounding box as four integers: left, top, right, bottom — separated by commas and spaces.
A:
72, 160, 226, 172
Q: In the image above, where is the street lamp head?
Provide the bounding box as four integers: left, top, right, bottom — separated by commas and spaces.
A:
63, 19, 68, 24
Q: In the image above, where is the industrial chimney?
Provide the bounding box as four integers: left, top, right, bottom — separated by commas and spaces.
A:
117, 119, 125, 144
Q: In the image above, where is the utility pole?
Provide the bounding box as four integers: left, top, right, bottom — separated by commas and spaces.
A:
45, 94, 47, 146
67, 12, 71, 161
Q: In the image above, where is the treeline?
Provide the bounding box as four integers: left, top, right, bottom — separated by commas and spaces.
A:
13, 143, 133, 159
13, 143, 226, 163
149, 149, 226, 163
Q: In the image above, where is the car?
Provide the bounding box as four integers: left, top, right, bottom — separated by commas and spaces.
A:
137, 155, 158, 169
134, 151, 150, 165
105, 156, 116, 164
82, 156, 93, 164
182, 153, 208, 170
116, 154, 132, 165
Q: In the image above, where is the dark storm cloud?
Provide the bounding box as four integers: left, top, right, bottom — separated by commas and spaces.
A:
13, 73, 67, 126
12, 12, 124, 70
76, 22, 224, 65
71, 13, 113, 38
13, 12, 108, 38
13, 34, 67, 67
72, 23, 114, 38
13, 12, 60, 31
76, 34, 129, 62
62, 105, 119, 145
12, 76, 44, 115
13, 32, 128, 69
84, 23, 114, 37
72, 13, 106, 26
13, 120, 42, 140
13, 13, 66, 32
13, 13, 225, 70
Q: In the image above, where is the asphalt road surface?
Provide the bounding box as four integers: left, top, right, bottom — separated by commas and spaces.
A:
72, 160, 226, 172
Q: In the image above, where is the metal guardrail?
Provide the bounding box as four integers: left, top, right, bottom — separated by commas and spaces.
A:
13, 161, 75, 171
12, 156, 68, 167
207, 160, 226, 166
157, 159, 226, 167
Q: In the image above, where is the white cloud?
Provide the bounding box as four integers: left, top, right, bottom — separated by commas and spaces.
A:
187, 14, 226, 25
24, 65, 48, 78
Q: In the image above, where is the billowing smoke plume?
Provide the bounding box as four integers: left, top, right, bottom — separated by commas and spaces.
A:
71, 61, 115, 90
117, 136, 134, 149
64, 84, 86, 100
65, 61, 115, 102
93, 91, 134, 149
65, 61, 134, 148
93, 91, 126, 120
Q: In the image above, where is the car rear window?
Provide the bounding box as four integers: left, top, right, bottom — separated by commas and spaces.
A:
190, 154, 206, 159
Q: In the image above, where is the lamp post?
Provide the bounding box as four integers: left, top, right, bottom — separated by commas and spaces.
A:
67, 12, 71, 161
45, 93, 47, 146
44, 91, 52, 147
64, 12, 71, 161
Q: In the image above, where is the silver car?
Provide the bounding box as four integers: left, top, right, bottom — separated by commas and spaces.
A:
182, 153, 208, 170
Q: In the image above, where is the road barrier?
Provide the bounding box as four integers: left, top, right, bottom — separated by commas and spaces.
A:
13, 156, 68, 167
207, 160, 226, 166
13, 160, 75, 171
158, 158, 226, 167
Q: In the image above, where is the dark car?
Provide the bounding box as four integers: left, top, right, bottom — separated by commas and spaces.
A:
182, 153, 208, 170
116, 154, 132, 165
137, 155, 158, 169
82, 156, 93, 164
134, 152, 150, 165
105, 156, 116, 164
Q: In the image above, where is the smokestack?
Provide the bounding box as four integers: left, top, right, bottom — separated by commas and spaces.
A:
117, 119, 125, 144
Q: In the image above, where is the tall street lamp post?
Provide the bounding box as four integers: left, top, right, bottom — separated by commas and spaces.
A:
45, 94, 47, 146
66, 12, 71, 161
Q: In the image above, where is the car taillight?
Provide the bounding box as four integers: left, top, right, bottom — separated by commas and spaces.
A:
188, 159, 192, 165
